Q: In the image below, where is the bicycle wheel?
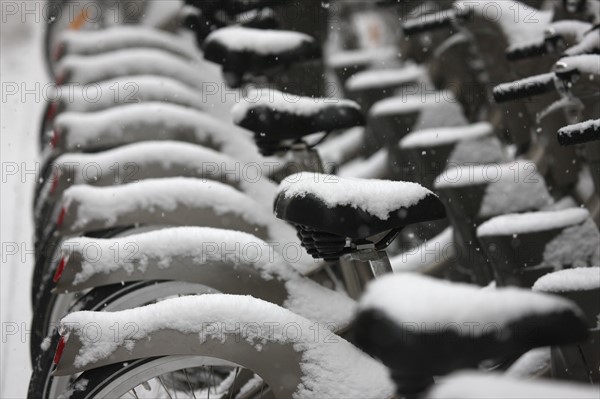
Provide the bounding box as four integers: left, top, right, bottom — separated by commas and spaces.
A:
29, 281, 218, 398
66, 356, 270, 399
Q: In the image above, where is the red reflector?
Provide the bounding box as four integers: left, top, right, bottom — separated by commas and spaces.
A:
53, 42, 65, 61
56, 207, 66, 227
55, 72, 66, 86
50, 129, 60, 149
53, 257, 66, 283
53, 336, 66, 365
50, 170, 60, 194
46, 102, 59, 122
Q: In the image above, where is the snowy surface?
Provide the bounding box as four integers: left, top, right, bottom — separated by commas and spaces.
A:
62, 227, 356, 327
533, 267, 600, 293
278, 172, 434, 220
564, 30, 600, 56
231, 88, 360, 125
400, 122, 492, 148
61, 177, 316, 273
57, 48, 213, 89
477, 208, 590, 236
58, 26, 200, 60
338, 148, 388, 179
435, 161, 552, 217
56, 75, 209, 114
359, 274, 579, 336
345, 64, 426, 91
390, 227, 454, 273
63, 177, 271, 233
546, 20, 592, 42
60, 295, 395, 398
52, 141, 277, 207
536, 218, 600, 270
205, 27, 314, 55
56, 102, 267, 168
318, 126, 365, 168
556, 54, 600, 76
1, 9, 46, 397
428, 371, 599, 398
326, 46, 399, 68
454, 1, 554, 46
369, 92, 456, 117
506, 347, 551, 378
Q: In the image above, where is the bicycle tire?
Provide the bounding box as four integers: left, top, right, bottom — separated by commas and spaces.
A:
29, 281, 220, 397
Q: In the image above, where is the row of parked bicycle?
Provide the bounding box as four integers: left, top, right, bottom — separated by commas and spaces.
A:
27, 0, 599, 398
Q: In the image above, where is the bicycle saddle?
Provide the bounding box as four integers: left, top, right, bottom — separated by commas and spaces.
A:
232, 89, 365, 155
274, 173, 446, 260
354, 274, 588, 392
203, 27, 320, 87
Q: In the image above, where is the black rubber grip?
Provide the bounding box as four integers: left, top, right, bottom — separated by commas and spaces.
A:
493, 73, 556, 103
506, 41, 548, 61
402, 9, 468, 36
506, 35, 563, 61
558, 120, 600, 146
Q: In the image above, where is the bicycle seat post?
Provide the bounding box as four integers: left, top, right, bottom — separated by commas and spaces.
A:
349, 247, 393, 277
289, 141, 325, 174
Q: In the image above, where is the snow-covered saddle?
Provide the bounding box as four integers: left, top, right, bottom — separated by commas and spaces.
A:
275, 173, 446, 260
232, 89, 364, 155
354, 274, 588, 393
203, 26, 320, 86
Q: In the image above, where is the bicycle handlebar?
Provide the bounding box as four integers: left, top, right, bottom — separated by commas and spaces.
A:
558, 119, 600, 146
493, 73, 556, 103
506, 35, 563, 61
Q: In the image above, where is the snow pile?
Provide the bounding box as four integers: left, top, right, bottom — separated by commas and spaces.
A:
428, 371, 599, 398
62, 178, 316, 272
57, 75, 205, 114
546, 20, 592, 42
58, 26, 200, 60
564, 31, 600, 57
447, 136, 506, 166
454, 1, 554, 46
413, 98, 468, 130
369, 92, 456, 117
54, 141, 277, 207
435, 161, 552, 217
400, 122, 493, 148
57, 49, 211, 89
278, 172, 434, 220
359, 274, 579, 336
318, 127, 365, 168
477, 208, 590, 236
231, 88, 360, 124
390, 227, 454, 273
533, 267, 600, 293
55, 103, 266, 168
63, 227, 355, 327
326, 46, 399, 68
556, 54, 600, 76
60, 295, 395, 398
536, 219, 600, 270
338, 148, 388, 179
346, 64, 426, 91
205, 27, 314, 55
506, 347, 551, 378
62, 178, 270, 234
